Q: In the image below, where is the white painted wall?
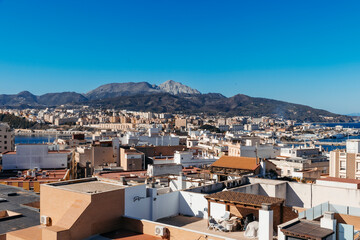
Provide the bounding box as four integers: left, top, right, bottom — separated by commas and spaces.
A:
179, 191, 209, 219
259, 183, 276, 197
210, 202, 226, 220
316, 180, 359, 189
154, 191, 180, 220
170, 179, 178, 191
2, 145, 68, 170
147, 164, 182, 177
139, 135, 179, 146
249, 178, 312, 208
124, 184, 151, 220
346, 140, 360, 153
249, 178, 360, 209
232, 183, 260, 194
259, 208, 273, 240
312, 184, 360, 208
285, 182, 312, 208
185, 181, 201, 189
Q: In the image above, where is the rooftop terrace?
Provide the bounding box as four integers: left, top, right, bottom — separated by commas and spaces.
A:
48, 178, 126, 194
0, 184, 40, 234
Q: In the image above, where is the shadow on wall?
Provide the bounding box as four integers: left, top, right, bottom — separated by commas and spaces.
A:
197, 210, 205, 218
178, 192, 208, 219
286, 184, 304, 208
258, 184, 268, 197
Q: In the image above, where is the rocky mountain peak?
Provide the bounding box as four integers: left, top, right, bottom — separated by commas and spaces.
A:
158, 80, 201, 95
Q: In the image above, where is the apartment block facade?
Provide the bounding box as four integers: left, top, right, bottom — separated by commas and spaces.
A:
330, 140, 360, 179
0, 123, 14, 152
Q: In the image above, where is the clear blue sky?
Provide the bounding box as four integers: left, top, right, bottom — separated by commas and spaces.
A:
0, 0, 360, 114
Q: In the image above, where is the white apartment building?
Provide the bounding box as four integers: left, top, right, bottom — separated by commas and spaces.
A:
228, 137, 279, 159
2, 144, 70, 170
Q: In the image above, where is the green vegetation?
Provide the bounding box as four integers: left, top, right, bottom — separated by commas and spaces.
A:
0, 114, 48, 129
199, 124, 222, 133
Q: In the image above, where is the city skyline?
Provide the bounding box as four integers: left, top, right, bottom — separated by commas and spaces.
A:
1, 0, 360, 114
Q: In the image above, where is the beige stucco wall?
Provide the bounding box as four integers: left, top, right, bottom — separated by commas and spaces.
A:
346, 153, 356, 179
39, 183, 125, 240
92, 146, 115, 168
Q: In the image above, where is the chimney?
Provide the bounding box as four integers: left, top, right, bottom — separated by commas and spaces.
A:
177, 172, 186, 190
320, 212, 336, 240
260, 159, 266, 177
259, 203, 273, 240
119, 176, 127, 185
85, 162, 91, 177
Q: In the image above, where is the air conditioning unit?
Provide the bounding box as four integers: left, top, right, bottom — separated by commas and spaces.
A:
40, 215, 51, 226
155, 225, 167, 237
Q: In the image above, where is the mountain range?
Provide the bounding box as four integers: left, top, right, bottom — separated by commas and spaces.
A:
0, 80, 352, 122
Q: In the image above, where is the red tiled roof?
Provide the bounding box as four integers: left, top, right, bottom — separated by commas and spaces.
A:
0, 169, 68, 182
3, 150, 70, 155
205, 191, 284, 207
2, 151, 16, 155
211, 156, 260, 171
317, 177, 360, 184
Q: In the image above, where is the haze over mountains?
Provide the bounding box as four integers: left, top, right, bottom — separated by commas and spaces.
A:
0, 80, 351, 122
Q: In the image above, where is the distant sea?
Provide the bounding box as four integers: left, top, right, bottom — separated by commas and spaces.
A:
296, 122, 360, 128
15, 136, 56, 144
317, 122, 360, 129
295, 122, 360, 151
14, 122, 360, 152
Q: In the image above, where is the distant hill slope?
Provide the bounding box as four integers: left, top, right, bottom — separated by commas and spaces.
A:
38, 92, 88, 105
0, 92, 87, 107
91, 92, 351, 122
0, 91, 39, 106
85, 82, 161, 100
0, 80, 352, 122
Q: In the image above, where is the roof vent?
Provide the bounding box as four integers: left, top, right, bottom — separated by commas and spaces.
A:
323, 211, 334, 220
155, 226, 168, 237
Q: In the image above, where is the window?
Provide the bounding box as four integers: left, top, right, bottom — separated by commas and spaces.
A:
340, 161, 346, 171
357, 162, 360, 172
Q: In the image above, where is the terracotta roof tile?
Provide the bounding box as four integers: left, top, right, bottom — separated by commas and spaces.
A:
318, 177, 360, 184
205, 191, 284, 207
211, 156, 260, 171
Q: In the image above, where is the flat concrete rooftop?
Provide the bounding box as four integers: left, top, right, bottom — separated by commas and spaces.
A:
50, 179, 125, 194
157, 215, 248, 240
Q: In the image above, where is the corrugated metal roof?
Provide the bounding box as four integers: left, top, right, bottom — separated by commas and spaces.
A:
281, 220, 334, 239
